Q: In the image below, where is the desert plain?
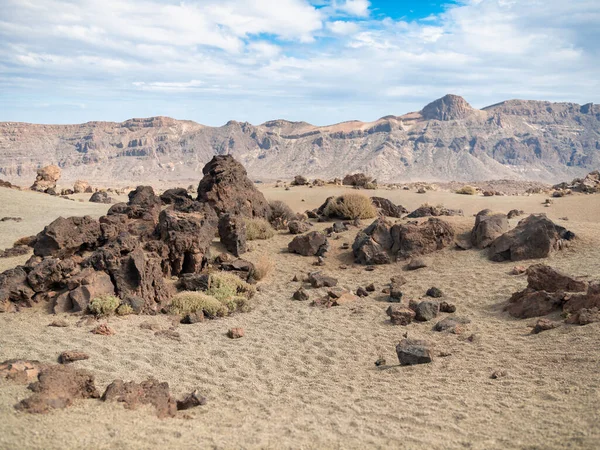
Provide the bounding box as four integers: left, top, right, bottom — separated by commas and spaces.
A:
0, 177, 599, 450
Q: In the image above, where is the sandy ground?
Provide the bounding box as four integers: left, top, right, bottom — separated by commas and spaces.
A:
1, 185, 600, 449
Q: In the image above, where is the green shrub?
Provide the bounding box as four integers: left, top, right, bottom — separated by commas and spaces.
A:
323, 193, 377, 219
116, 304, 134, 316
88, 294, 120, 316
245, 218, 275, 240
169, 292, 228, 318
207, 272, 255, 301
456, 185, 478, 195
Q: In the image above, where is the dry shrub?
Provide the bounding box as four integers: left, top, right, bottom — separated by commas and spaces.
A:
207, 272, 256, 302
245, 218, 275, 240
323, 193, 377, 219
169, 292, 228, 318
269, 200, 295, 230
252, 255, 274, 281
456, 185, 478, 195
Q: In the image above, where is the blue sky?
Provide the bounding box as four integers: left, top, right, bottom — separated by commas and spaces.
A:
0, 0, 598, 126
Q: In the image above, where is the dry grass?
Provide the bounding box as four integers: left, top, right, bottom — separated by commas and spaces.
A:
323, 193, 377, 219
245, 218, 275, 240
456, 185, 478, 195
207, 272, 256, 301
252, 255, 274, 281
169, 291, 228, 318
269, 200, 295, 230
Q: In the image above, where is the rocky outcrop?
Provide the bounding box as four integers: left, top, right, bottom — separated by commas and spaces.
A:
371, 197, 407, 218
406, 205, 463, 218
197, 155, 270, 219
471, 210, 509, 249
102, 378, 178, 418
31, 165, 60, 193
421, 94, 477, 121
489, 214, 574, 262
352, 217, 454, 264
218, 214, 247, 257
34, 216, 102, 258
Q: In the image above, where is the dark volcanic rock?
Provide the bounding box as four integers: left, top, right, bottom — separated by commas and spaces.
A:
489, 214, 573, 262
396, 339, 433, 365
34, 216, 102, 258
197, 155, 271, 219
471, 209, 509, 249
160, 188, 192, 205
526, 264, 587, 293
414, 300, 440, 322
218, 214, 247, 257
288, 220, 312, 235
371, 197, 407, 218
391, 218, 455, 260
89, 191, 112, 204
386, 305, 415, 325
288, 231, 329, 256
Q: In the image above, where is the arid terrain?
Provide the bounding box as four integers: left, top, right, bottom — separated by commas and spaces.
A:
1, 165, 599, 449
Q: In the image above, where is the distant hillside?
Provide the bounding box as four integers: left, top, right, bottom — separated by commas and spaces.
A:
0, 95, 598, 185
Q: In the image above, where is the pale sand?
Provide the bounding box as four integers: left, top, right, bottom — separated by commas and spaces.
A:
1, 185, 600, 449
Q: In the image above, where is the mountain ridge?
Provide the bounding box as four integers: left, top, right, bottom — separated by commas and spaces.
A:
1, 95, 598, 185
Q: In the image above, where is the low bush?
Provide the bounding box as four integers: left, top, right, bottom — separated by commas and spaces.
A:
456, 185, 478, 195
323, 193, 377, 220
88, 294, 120, 316
169, 292, 228, 318
207, 272, 256, 302
252, 255, 274, 281
269, 200, 295, 230
245, 218, 275, 240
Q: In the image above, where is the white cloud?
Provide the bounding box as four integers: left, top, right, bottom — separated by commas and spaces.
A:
326, 20, 360, 35
0, 0, 598, 126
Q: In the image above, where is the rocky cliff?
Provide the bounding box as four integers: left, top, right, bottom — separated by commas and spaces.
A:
1, 95, 598, 185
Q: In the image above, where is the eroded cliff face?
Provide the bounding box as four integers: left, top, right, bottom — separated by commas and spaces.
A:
1, 96, 598, 185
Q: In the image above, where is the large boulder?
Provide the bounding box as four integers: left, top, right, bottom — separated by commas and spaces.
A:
288, 232, 329, 257
526, 264, 587, 293
89, 191, 112, 204
489, 214, 574, 262
218, 214, 247, 257
34, 216, 102, 259
157, 205, 218, 276
352, 218, 393, 265
371, 197, 407, 218
0, 267, 35, 306
31, 165, 61, 193
343, 173, 373, 187
197, 155, 270, 219
395, 339, 433, 365
73, 180, 90, 194
390, 218, 455, 260
128, 186, 162, 211
471, 210, 509, 249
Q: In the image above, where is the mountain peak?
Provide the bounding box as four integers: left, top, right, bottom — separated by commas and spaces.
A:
421, 94, 476, 121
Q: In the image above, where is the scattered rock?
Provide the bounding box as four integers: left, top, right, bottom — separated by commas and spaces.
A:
426, 287, 443, 298
439, 301, 456, 313
48, 319, 69, 327
510, 265, 527, 275
293, 288, 310, 301
59, 351, 90, 364
89, 191, 113, 204
15, 364, 100, 414
288, 231, 329, 257
395, 339, 433, 365
0, 360, 46, 384
227, 328, 244, 339
365, 283, 375, 292
386, 305, 415, 325
308, 272, 338, 288
531, 318, 559, 334
371, 197, 408, 218
91, 324, 115, 336
526, 264, 587, 293
490, 370, 508, 379
176, 390, 206, 411
181, 312, 204, 324
0, 216, 22, 222
102, 378, 177, 418
489, 214, 574, 262
414, 301, 440, 322
155, 330, 181, 341
507, 209, 524, 219
288, 220, 312, 234
356, 287, 368, 297
374, 357, 386, 367
433, 316, 471, 333
406, 258, 427, 271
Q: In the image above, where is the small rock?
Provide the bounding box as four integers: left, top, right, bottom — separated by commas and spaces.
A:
365, 266, 375, 272
227, 328, 244, 339
327, 288, 347, 299
356, 287, 368, 297
155, 330, 181, 341
293, 288, 310, 301
439, 301, 456, 313
396, 339, 433, 365
314, 256, 325, 266
433, 316, 470, 333
415, 301, 440, 322
386, 306, 416, 325
374, 357, 386, 367
292, 274, 299, 282
491, 370, 508, 379
91, 324, 115, 336
426, 287, 443, 298
176, 390, 206, 411
339, 265, 348, 270
59, 351, 90, 364
341, 242, 350, 250
389, 284, 403, 303
510, 265, 527, 275
308, 272, 338, 288
406, 259, 427, 271
365, 283, 375, 292
531, 318, 559, 334
48, 319, 69, 328
140, 321, 161, 331
181, 312, 204, 324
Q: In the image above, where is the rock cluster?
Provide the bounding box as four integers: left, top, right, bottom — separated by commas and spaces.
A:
352, 217, 455, 265
506, 264, 598, 324
31, 165, 61, 193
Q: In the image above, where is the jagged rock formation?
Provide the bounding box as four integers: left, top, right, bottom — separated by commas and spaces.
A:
0, 97, 599, 185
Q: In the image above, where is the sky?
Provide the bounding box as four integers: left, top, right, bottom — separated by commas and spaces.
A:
0, 0, 599, 126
